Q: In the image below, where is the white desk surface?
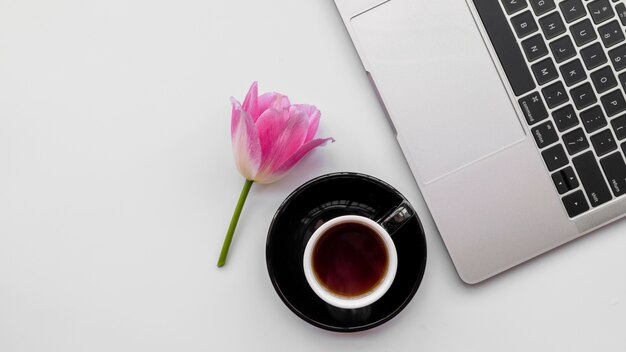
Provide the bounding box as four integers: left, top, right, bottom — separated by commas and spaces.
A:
1, 1, 625, 351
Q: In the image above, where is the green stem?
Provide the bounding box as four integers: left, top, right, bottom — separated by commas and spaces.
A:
217, 179, 254, 267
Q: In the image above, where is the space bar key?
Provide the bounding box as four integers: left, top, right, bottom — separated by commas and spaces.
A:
472, 0, 536, 96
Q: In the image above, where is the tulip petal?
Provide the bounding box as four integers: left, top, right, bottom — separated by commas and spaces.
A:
258, 92, 291, 115
293, 104, 321, 143
255, 108, 287, 162
230, 97, 242, 140
257, 109, 309, 178
255, 137, 334, 184
242, 82, 260, 121
231, 101, 261, 180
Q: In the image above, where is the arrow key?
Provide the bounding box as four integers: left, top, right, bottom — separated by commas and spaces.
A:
562, 190, 590, 217
552, 170, 570, 194
562, 166, 580, 189
542, 143, 569, 171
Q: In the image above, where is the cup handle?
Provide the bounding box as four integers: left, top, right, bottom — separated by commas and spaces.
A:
376, 200, 415, 236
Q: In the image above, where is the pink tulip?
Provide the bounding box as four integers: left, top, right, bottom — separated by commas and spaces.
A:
218, 82, 334, 267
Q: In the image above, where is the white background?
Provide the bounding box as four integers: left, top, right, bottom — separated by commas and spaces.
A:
0, 0, 625, 351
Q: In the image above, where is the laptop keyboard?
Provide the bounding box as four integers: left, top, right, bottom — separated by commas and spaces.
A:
474, 0, 626, 218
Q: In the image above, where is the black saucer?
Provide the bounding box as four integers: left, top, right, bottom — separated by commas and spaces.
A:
266, 172, 427, 332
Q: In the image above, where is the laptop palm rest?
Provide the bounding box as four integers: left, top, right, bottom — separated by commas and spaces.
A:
350, 0, 526, 184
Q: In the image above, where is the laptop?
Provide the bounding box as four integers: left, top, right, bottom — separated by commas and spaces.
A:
332, 0, 626, 283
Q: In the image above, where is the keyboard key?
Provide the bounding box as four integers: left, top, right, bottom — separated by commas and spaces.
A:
591, 129, 618, 155
562, 190, 590, 217
542, 143, 569, 171
598, 20, 625, 48
611, 114, 626, 139
571, 19, 597, 47
560, 59, 587, 86
562, 166, 580, 189
511, 10, 539, 38
552, 166, 581, 194
501, 0, 528, 15
580, 105, 608, 132
474, 1, 536, 95
549, 35, 577, 63
609, 43, 626, 71
563, 127, 590, 154
519, 91, 549, 124
543, 81, 569, 108
552, 170, 570, 194
619, 72, 626, 92
581, 42, 608, 70
532, 121, 559, 148
553, 104, 579, 131
600, 152, 626, 196
530, 0, 555, 16
590, 65, 618, 93
570, 82, 597, 109
588, 0, 615, 24
532, 58, 559, 85
600, 89, 626, 116
573, 151, 612, 207
560, 0, 587, 23
617, 3, 626, 26
539, 11, 566, 39
522, 34, 549, 62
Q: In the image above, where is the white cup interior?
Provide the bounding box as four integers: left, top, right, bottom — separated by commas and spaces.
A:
302, 215, 398, 309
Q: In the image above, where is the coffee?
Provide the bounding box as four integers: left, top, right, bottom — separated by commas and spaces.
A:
312, 222, 389, 298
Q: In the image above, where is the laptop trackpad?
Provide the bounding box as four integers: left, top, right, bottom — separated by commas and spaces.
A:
351, 0, 526, 183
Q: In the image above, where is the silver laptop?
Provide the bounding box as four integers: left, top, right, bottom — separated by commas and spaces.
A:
333, 0, 626, 283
